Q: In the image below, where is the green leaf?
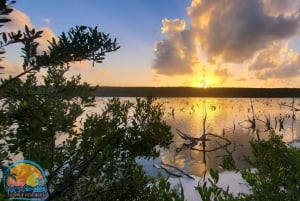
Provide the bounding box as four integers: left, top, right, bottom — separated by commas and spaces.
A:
209, 168, 219, 184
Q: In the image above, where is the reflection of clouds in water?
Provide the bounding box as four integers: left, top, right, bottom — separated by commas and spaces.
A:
155, 97, 300, 176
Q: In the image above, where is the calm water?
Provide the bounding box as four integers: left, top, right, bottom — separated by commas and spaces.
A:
90, 97, 300, 177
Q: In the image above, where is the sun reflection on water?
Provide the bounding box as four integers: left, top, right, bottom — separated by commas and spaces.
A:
157, 97, 300, 176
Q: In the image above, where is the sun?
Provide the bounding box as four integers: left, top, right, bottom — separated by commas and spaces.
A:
191, 78, 212, 88
190, 73, 220, 88
196, 80, 210, 88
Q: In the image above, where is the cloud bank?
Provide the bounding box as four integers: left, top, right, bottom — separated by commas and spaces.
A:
152, 0, 300, 86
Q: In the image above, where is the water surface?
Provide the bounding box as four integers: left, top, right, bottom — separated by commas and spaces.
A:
92, 97, 300, 176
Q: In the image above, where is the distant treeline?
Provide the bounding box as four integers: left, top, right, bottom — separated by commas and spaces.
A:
94, 87, 300, 98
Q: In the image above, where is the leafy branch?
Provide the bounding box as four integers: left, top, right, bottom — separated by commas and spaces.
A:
0, 25, 120, 90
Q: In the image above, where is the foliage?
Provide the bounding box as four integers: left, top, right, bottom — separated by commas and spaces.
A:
219, 154, 236, 171
0, 2, 181, 200
240, 131, 300, 200
2, 66, 94, 167
196, 168, 238, 201
0, 0, 15, 26
0, 24, 120, 89
1, 67, 180, 200
197, 131, 300, 201
0, 0, 15, 70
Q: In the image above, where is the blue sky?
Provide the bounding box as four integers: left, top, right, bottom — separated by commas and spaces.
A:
2, 0, 300, 87
9, 0, 191, 86
15, 1, 190, 36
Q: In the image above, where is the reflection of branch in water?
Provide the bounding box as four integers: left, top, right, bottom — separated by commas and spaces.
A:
215, 141, 237, 170
175, 129, 199, 153
239, 99, 257, 131
239, 99, 274, 138
238, 116, 256, 130
278, 114, 285, 132
292, 97, 296, 118
153, 164, 182, 178
279, 97, 298, 137
190, 133, 232, 153
175, 129, 232, 156
174, 102, 232, 177
153, 163, 195, 180
279, 98, 300, 113
255, 128, 260, 141
161, 163, 195, 179
216, 140, 236, 155
256, 115, 272, 132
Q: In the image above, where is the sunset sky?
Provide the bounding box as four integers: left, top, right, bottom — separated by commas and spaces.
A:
2, 0, 300, 88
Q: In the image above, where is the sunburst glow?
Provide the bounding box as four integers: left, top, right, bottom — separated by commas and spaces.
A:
191, 76, 219, 88
196, 80, 210, 88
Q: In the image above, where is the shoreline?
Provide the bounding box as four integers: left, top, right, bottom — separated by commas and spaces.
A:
95, 87, 300, 98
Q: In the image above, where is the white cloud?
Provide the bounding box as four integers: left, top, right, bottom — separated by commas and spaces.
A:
42, 18, 51, 26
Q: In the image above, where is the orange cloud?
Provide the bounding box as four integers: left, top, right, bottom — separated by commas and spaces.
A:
36, 26, 56, 52
0, 60, 22, 78
214, 67, 232, 83
161, 19, 186, 34
3, 9, 56, 53
5, 9, 33, 30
